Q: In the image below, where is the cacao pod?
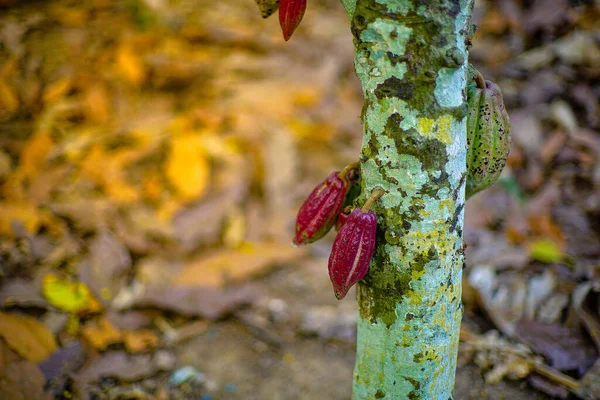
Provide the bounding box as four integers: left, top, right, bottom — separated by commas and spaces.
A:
279, 0, 306, 41
466, 67, 512, 199
293, 171, 349, 246
328, 208, 377, 300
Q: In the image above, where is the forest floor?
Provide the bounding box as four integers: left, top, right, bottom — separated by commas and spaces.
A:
0, 0, 598, 399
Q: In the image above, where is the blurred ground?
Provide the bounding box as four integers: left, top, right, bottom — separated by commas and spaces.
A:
0, 0, 599, 399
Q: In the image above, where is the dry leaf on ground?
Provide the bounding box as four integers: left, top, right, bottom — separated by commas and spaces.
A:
132, 285, 257, 320
80, 318, 122, 351
0, 279, 48, 308
516, 320, 597, 375
123, 330, 161, 353
0, 311, 57, 362
174, 242, 304, 288
79, 230, 132, 305
39, 340, 86, 382
0, 344, 50, 400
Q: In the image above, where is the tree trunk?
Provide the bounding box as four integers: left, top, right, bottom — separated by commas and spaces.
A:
343, 1, 474, 398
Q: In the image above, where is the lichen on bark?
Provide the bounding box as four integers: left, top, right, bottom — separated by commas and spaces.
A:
348, 1, 474, 399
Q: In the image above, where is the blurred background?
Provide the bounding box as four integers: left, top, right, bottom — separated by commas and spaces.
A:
0, 0, 598, 399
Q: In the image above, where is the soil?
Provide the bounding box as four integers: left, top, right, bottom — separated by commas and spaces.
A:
175, 254, 551, 399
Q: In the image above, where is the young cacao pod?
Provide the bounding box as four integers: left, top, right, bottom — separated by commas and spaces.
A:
466, 67, 512, 199
279, 0, 306, 41
254, 0, 280, 19
293, 171, 349, 246
328, 208, 377, 300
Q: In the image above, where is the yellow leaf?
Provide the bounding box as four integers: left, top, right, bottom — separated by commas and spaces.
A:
143, 174, 163, 202
18, 133, 53, 179
41, 273, 103, 314
528, 239, 563, 264
0, 202, 41, 237
117, 43, 145, 85
155, 198, 183, 222
42, 77, 72, 104
80, 318, 122, 350
123, 330, 160, 353
165, 136, 210, 200
0, 78, 18, 113
222, 207, 246, 248
80, 145, 140, 204
84, 83, 111, 123
174, 243, 304, 288
0, 312, 57, 362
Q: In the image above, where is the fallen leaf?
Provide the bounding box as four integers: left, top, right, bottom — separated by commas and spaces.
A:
0, 312, 57, 362
42, 76, 72, 104
0, 202, 43, 237
528, 239, 563, 264
39, 340, 86, 382
165, 135, 210, 201
0, 279, 49, 309
132, 285, 257, 320
76, 350, 175, 384
173, 175, 248, 250
80, 318, 122, 351
117, 42, 145, 85
79, 230, 132, 305
516, 320, 597, 374
41, 273, 103, 315
84, 83, 111, 123
0, 77, 18, 114
0, 349, 50, 400
174, 243, 303, 288
123, 330, 160, 353
17, 133, 53, 180
80, 145, 139, 204
222, 207, 246, 248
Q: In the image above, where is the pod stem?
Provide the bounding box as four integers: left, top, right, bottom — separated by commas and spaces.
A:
474, 69, 486, 89
361, 188, 384, 212
338, 161, 360, 180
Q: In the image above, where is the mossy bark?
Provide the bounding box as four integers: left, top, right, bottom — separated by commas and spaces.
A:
345, 1, 474, 399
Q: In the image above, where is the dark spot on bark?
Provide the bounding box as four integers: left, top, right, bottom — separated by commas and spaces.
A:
448, 0, 461, 17
406, 313, 415, 321
355, 14, 366, 29
405, 376, 421, 400
375, 77, 415, 101
433, 170, 449, 186
375, 389, 386, 398
449, 202, 464, 233
387, 52, 409, 67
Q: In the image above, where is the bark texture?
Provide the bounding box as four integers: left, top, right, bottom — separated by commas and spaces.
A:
347, 1, 474, 398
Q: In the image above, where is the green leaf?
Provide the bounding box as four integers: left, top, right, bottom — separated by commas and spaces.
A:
529, 239, 563, 264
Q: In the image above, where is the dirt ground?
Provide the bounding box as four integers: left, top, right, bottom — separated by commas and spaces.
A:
173, 256, 551, 400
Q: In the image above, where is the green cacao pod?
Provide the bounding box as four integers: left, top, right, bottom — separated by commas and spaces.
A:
465, 66, 511, 199
254, 0, 280, 18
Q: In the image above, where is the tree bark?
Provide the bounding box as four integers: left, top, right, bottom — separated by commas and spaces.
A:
344, 1, 474, 398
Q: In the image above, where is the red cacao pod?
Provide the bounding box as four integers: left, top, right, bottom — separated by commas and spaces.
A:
328, 208, 377, 300
279, 0, 306, 41
293, 172, 349, 246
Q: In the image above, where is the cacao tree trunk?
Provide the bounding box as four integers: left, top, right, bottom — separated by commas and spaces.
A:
340, 1, 474, 398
